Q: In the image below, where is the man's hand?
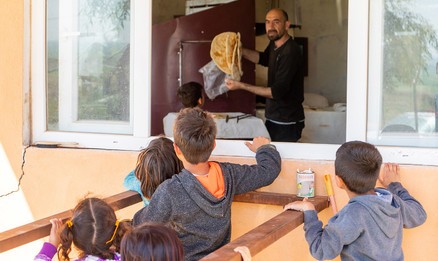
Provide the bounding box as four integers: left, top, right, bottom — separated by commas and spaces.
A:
244, 136, 270, 153
225, 78, 244, 91
379, 163, 401, 187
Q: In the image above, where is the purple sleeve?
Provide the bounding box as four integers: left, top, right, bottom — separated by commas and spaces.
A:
34, 242, 57, 261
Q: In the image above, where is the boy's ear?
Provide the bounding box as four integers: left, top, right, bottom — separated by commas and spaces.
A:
173, 143, 182, 156
335, 175, 346, 189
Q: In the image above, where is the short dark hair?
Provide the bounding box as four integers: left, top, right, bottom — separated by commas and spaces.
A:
121, 222, 184, 261
135, 137, 183, 199
334, 141, 382, 194
173, 107, 216, 164
177, 82, 203, 108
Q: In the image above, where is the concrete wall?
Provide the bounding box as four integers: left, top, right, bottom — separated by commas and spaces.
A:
0, 1, 436, 260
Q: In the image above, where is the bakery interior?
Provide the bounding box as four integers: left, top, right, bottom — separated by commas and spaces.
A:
152, 0, 347, 144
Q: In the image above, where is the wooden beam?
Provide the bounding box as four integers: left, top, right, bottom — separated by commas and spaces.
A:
201, 194, 328, 261
0, 190, 328, 257
233, 191, 328, 209
0, 191, 142, 253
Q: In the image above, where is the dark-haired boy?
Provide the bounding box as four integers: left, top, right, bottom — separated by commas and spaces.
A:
285, 141, 426, 261
177, 81, 204, 108
134, 107, 281, 261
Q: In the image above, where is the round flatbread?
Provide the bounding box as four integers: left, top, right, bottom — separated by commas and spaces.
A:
210, 32, 243, 80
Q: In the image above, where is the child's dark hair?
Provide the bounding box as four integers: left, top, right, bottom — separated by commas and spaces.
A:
335, 141, 382, 194
177, 81, 203, 108
173, 107, 217, 164
58, 197, 131, 261
135, 137, 183, 199
121, 222, 184, 261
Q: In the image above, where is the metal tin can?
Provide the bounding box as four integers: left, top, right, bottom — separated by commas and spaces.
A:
297, 169, 315, 197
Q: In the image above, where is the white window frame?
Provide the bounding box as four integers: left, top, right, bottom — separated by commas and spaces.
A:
31, 0, 151, 150
30, 0, 438, 165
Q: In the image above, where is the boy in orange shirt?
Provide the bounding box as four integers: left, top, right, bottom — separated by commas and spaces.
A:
133, 107, 281, 261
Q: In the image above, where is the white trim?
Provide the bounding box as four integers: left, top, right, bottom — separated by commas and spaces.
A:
23, 0, 31, 146
346, 0, 369, 141
31, 0, 46, 141
132, 0, 151, 138
31, 0, 151, 150
367, 0, 384, 138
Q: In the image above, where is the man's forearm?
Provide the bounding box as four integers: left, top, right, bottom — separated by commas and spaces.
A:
239, 83, 272, 99
242, 48, 260, 64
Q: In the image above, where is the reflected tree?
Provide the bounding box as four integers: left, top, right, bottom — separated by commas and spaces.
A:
383, 0, 438, 130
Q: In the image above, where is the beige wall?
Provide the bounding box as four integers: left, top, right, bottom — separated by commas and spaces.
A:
1, 1, 437, 260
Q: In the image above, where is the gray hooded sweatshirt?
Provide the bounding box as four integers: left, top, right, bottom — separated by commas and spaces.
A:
303, 182, 427, 261
132, 144, 281, 261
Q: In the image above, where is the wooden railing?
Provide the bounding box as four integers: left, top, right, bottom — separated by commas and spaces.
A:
0, 191, 142, 253
0, 191, 328, 259
202, 192, 328, 260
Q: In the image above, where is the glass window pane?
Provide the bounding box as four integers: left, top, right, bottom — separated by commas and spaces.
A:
47, 0, 131, 133
368, 0, 438, 147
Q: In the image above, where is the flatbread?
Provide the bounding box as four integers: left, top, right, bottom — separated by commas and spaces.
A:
210, 32, 243, 80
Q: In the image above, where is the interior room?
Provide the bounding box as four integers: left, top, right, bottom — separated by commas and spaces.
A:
152, 0, 348, 144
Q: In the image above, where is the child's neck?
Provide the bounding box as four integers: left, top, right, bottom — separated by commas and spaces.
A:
184, 161, 210, 176
346, 189, 376, 199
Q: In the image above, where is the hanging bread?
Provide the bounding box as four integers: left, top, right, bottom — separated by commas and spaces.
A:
210, 32, 243, 80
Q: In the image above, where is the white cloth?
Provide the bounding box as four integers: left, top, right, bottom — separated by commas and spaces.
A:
163, 112, 270, 139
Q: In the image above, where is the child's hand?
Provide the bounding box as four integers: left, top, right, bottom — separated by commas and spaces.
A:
284, 198, 316, 212
244, 136, 270, 153
234, 246, 251, 261
48, 218, 63, 247
379, 163, 401, 188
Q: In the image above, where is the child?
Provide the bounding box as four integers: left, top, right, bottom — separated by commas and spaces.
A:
123, 137, 183, 205
284, 141, 427, 261
34, 197, 131, 261
163, 82, 204, 137
133, 107, 281, 261
120, 222, 184, 261
177, 81, 204, 108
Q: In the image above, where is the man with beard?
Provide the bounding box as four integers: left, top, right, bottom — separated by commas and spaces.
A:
225, 8, 304, 142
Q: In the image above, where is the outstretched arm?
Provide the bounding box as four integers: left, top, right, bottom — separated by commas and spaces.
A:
225, 79, 273, 99
244, 136, 271, 153
242, 48, 260, 64
380, 163, 427, 228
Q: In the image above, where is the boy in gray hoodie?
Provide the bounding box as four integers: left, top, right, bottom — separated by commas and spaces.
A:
133, 107, 281, 261
284, 141, 426, 261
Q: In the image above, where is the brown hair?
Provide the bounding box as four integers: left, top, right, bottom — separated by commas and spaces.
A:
121, 222, 184, 261
58, 198, 131, 261
177, 81, 203, 108
335, 141, 382, 194
173, 107, 216, 164
134, 137, 183, 199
